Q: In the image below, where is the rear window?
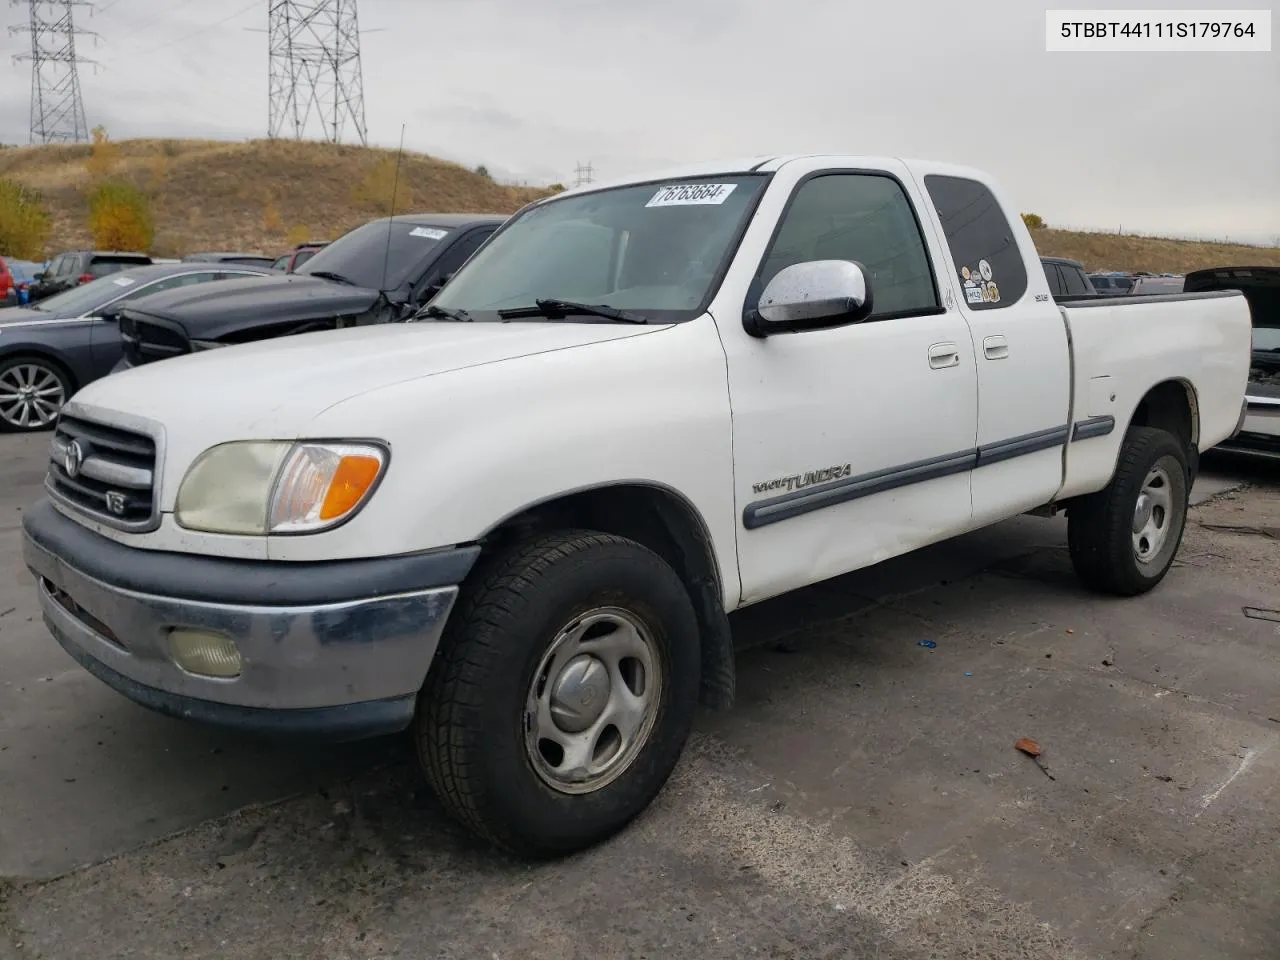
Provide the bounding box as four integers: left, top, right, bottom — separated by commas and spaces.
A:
924, 175, 1028, 310
1062, 265, 1091, 296
89, 256, 149, 278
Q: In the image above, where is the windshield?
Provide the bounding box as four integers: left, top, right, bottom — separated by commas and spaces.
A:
428, 175, 768, 323
297, 219, 454, 290
29, 271, 146, 316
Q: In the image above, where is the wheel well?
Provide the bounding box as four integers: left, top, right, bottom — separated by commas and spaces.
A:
0, 349, 79, 392
1128, 379, 1199, 475
484, 484, 736, 711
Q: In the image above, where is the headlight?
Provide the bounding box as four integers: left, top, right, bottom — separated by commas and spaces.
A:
175, 440, 387, 535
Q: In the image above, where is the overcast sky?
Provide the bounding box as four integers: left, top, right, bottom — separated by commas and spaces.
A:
2, 0, 1277, 243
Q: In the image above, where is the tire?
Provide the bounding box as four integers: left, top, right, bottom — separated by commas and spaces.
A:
414, 530, 702, 858
0, 355, 72, 433
1068, 426, 1190, 596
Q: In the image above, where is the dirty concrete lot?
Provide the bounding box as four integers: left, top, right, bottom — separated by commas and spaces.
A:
2, 429, 1278, 960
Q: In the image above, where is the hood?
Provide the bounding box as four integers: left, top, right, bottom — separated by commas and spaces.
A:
71, 320, 664, 495
121, 274, 382, 339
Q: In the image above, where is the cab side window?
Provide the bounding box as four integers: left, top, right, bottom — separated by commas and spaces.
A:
754, 173, 940, 319
924, 175, 1028, 310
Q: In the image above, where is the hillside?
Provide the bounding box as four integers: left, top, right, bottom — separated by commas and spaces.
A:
1, 137, 1278, 274
0, 138, 556, 258
1029, 228, 1280, 276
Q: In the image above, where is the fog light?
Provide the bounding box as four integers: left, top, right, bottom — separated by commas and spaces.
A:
168, 628, 242, 679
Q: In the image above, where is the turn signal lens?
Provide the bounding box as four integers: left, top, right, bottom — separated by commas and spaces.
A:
320, 454, 383, 519
267, 442, 386, 533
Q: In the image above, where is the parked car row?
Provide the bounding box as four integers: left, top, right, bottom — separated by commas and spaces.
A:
11, 240, 336, 309
0, 215, 503, 431
3, 214, 1271, 478
1089, 271, 1185, 297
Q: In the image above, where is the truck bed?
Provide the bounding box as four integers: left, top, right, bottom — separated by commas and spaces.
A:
1055, 288, 1252, 499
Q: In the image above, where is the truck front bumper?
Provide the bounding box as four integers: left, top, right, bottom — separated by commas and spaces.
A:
22, 499, 479, 740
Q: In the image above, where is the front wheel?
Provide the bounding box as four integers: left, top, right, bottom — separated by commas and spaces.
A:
0, 356, 71, 433
1068, 426, 1190, 596
414, 530, 701, 858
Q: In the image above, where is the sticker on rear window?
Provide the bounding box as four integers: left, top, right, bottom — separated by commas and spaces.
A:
111, 277, 135, 287
646, 183, 738, 208
409, 226, 448, 240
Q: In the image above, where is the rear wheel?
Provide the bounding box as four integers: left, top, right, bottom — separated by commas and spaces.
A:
1068, 426, 1190, 596
414, 530, 701, 858
0, 356, 71, 433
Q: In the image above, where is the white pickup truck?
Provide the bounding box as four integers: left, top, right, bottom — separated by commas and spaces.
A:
23, 154, 1252, 858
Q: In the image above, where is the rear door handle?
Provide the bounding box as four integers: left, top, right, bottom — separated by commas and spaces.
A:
928, 342, 960, 369
983, 335, 1009, 360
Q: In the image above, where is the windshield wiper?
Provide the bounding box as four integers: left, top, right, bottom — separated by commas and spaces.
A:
416, 303, 474, 322
308, 270, 357, 286
497, 298, 648, 324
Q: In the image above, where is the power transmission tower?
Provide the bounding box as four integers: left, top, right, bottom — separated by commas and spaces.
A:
573, 161, 594, 187
8, 0, 95, 144
267, 0, 367, 146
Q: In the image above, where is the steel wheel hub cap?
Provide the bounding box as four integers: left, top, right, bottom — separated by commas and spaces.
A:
0, 364, 65, 429
1132, 465, 1174, 564
524, 606, 663, 795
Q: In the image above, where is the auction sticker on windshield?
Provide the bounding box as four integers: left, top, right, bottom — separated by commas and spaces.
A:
111, 277, 136, 286
409, 226, 449, 240
646, 183, 738, 207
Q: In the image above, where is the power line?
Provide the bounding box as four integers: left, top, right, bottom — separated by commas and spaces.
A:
268, 0, 367, 146
8, 1, 96, 144
121, 0, 259, 59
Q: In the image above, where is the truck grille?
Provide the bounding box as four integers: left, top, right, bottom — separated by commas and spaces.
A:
119, 312, 191, 366
47, 413, 159, 531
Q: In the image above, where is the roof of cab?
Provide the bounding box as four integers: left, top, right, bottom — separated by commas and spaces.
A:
548, 154, 997, 202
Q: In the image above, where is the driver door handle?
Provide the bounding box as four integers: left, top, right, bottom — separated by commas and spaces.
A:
928, 342, 960, 369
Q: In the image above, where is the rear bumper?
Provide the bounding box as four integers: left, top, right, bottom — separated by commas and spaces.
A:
23, 499, 479, 740
1215, 392, 1280, 460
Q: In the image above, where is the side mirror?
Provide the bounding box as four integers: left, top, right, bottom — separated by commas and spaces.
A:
745, 259, 874, 337
33, 272, 45, 282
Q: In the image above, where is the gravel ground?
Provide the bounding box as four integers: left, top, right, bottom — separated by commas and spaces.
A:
2, 432, 1277, 960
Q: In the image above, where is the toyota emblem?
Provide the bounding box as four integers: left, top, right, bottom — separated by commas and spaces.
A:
63, 440, 84, 478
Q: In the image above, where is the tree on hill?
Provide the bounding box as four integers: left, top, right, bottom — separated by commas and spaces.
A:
84, 125, 121, 181
0, 179, 52, 260
89, 181, 155, 252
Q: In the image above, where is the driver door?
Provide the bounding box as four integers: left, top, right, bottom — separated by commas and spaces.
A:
716, 163, 979, 605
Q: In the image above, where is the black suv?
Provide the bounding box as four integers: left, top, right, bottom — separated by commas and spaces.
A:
116, 213, 506, 369
27, 250, 153, 303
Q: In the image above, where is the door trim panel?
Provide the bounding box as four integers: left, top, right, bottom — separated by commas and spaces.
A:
740, 419, 1118, 528
1071, 415, 1116, 440
975, 424, 1070, 467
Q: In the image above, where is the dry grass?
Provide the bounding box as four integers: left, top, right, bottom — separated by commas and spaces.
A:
0, 138, 554, 258
1029, 227, 1280, 275
2, 138, 1277, 273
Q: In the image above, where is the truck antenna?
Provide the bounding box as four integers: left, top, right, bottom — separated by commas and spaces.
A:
379, 123, 407, 294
